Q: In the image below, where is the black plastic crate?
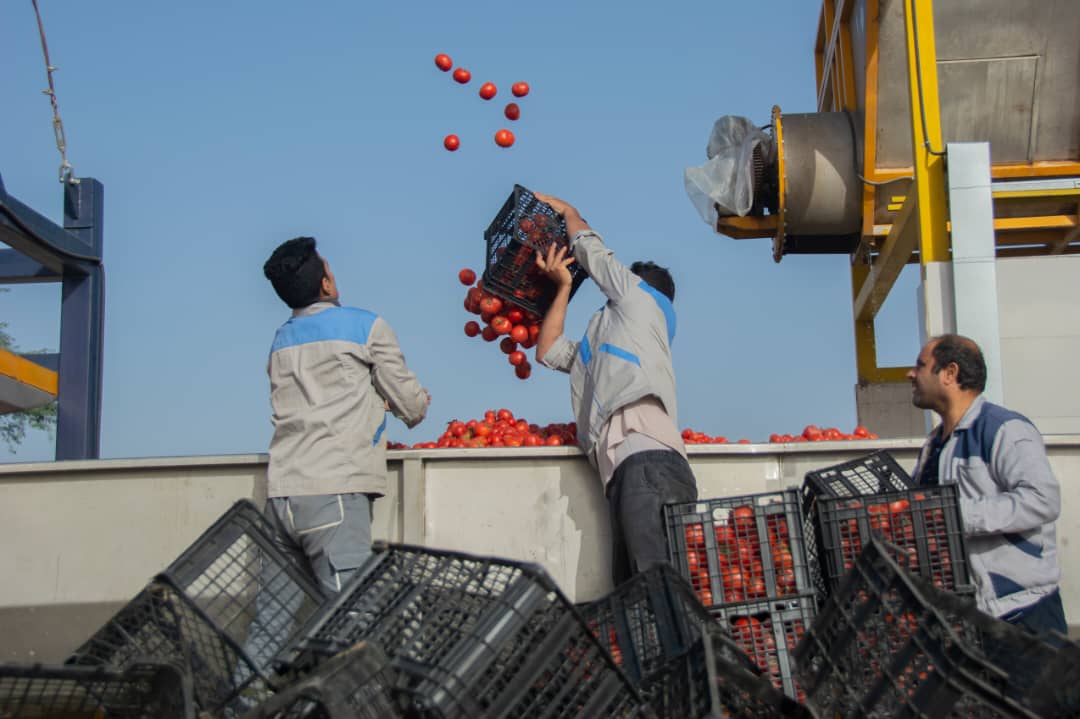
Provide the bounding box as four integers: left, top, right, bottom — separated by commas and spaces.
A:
279, 542, 651, 719
482, 184, 588, 316
159, 500, 327, 674
576, 564, 721, 683
810, 483, 972, 599
795, 537, 1058, 719
241, 641, 403, 718
0, 662, 194, 719
665, 490, 813, 609
67, 580, 272, 716
709, 594, 817, 703
801, 451, 914, 510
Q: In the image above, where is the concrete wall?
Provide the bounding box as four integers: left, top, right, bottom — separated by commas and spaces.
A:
1, 439, 1077, 661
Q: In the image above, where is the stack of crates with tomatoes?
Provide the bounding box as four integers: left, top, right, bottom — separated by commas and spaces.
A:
665, 489, 817, 702
796, 537, 1079, 718
801, 451, 973, 600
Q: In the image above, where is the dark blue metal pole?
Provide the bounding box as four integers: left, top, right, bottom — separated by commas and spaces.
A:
56, 179, 104, 460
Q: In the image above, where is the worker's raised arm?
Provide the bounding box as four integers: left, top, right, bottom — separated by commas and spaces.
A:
533, 242, 577, 373
534, 192, 638, 302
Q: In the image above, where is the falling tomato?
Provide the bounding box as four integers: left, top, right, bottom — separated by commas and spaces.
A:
443, 134, 460, 152
453, 67, 471, 84
458, 268, 476, 285
434, 53, 453, 71
478, 82, 497, 100
494, 129, 515, 147
511, 81, 530, 97
504, 102, 520, 121
515, 362, 532, 379
464, 321, 480, 337
509, 350, 526, 366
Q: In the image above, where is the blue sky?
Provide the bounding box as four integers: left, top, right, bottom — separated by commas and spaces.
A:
1, 1, 922, 461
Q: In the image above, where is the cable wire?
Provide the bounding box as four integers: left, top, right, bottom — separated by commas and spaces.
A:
30, 0, 78, 184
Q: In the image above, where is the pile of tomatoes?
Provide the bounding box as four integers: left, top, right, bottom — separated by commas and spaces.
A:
825, 491, 957, 591
387, 408, 576, 449
457, 267, 543, 380
682, 504, 802, 608
729, 614, 808, 701
680, 425, 879, 445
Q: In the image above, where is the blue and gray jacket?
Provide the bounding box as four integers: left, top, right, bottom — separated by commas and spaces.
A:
913, 394, 1061, 617
539, 230, 679, 467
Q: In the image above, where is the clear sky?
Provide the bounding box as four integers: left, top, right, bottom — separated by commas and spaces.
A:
1, 0, 923, 462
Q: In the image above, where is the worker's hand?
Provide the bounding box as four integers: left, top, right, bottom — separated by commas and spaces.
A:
534, 191, 590, 238
423, 389, 432, 406
535, 242, 575, 288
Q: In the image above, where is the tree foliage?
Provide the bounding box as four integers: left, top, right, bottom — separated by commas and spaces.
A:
0, 299, 58, 453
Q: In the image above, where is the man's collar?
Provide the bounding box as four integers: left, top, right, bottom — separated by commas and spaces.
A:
953, 393, 986, 432
291, 300, 340, 318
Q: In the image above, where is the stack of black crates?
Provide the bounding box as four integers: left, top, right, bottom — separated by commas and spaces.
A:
576, 564, 810, 718
269, 542, 652, 719
664, 489, 818, 703
64, 500, 327, 717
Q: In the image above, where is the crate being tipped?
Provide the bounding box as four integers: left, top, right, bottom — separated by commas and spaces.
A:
482, 184, 588, 316
795, 537, 1072, 719
278, 542, 650, 719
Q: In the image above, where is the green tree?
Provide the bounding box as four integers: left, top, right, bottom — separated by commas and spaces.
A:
0, 305, 58, 453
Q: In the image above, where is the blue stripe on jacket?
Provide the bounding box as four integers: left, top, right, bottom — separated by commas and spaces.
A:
637, 280, 676, 344
598, 343, 640, 366
953, 402, 1030, 466
271, 306, 377, 352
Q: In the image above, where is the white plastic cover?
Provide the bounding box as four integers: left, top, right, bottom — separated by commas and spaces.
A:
684, 116, 774, 226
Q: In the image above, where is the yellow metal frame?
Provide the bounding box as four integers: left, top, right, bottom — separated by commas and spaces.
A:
819, 0, 1080, 384
0, 348, 58, 397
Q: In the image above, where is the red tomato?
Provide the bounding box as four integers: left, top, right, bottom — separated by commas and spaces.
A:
515, 362, 532, 379
499, 337, 517, 354
510, 325, 528, 343
434, 53, 452, 71
448, 420, 466, 438
507, 308, 524, 324
458, 268, 475, 285
853, 425, 870, 438
545, 435, 563, 446
519, 218, 535, 233
508, 351, 526, 366
473, 422, 492, 438
504, 102, 520, 121
479, 296, 503, 315
802, 425, 823, 441
511, 81, 530, 97
453, 67, 471, 84
889, 499, 911, 514
494, 129, 515, 148
443, 134, 460, 152
491, 316, 512, 334
464, 321, 480, 337
478, 82, 497, 100
480, 326, 497, 342
523, 433, 542, 446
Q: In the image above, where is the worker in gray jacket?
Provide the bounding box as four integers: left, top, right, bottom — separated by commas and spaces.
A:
263, 236, 430, 594
909, 334, 1065, 635
533, 193, 697, 587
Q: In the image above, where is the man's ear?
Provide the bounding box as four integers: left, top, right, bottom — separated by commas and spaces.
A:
942, 361, 961, 386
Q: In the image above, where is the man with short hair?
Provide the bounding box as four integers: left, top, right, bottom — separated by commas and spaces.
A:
533, 193, 697, 587
908, 334, 1065, 635
262, 236, 430, 593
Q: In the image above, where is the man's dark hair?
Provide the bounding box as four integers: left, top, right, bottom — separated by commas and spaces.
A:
930, 334, 986, 392
263, 236, 326, 309
630, 261, 675, 302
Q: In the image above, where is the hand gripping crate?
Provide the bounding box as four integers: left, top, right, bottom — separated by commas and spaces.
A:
0, 662, 194, 719
576, 565, 759, 717
482, 184, 588, 316
278, 542, 653, 719
68, 500, 327, 715
808, 483, 973, 599
708, 594, 817, 703
665, 490, 814, 609
794, 537, 1069, 719
240, 642, 403, 719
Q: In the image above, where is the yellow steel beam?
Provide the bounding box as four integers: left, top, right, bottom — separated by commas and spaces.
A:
903, 0, 949, 265
870, 214, 1079, 237
868, 163, 1080, 182
854, 194, 919, 321
861, 0, 882, 240
0, 349, 58, 396
772, 106, 787, 263
992, 188, 1080, 200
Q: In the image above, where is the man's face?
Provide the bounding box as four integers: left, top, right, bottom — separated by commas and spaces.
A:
907, 342, 945, 410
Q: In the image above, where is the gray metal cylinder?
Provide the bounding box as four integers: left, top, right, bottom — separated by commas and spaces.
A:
781, 112, 861, 236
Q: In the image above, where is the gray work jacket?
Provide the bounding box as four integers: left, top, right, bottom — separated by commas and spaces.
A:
266, 301, 427, 498
540, 231, 679, 467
